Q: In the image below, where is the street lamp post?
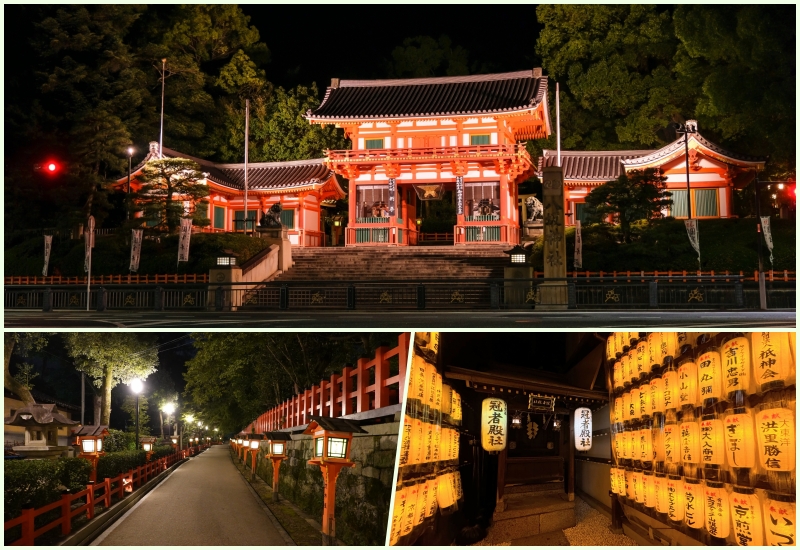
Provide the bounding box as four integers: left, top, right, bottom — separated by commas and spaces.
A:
131, 379, 143, 454
127, 147, 134, 220
672, 121, 698, 219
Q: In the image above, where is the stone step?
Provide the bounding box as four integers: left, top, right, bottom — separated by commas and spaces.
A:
486, 494, 576, 544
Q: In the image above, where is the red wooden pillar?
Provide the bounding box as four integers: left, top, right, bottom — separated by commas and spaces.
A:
271, 457, 284, 501
319, 462, 350, 545
356, 357, 369, 412
373, 346, 389, 408
319, 380, 328, 416
340, 365, 353, 415
398, 332, 409, 399
329, 372, 340, 417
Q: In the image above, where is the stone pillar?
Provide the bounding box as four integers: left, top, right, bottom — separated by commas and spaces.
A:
257, 227, 293, 271
540, 166, 567, 309
208, 263, 242, 310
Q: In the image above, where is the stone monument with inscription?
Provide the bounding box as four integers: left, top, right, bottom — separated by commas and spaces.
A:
539, 166, 567, 309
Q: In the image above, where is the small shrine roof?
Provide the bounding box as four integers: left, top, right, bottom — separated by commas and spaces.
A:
309, 70, 548, 120
621, 133, 766, 169
72, 425, 109, 437
538, 149, 652, 182
5, 388, 81, 412
303, 415, 367, 434
5, 403, 79, 427
264, 431, 293, 441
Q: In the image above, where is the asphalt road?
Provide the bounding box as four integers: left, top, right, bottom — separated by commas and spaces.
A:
92, 445, 289, 546
5, 309, 795, 328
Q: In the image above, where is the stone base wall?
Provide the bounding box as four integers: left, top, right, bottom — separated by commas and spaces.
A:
253, 422, 398, 546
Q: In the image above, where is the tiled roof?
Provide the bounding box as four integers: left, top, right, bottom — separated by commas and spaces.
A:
304, 415, 367, 434
309, 70, 548, 120
5, 403, 78, 427
621, 134, 766, 168
538, 149, 652, 182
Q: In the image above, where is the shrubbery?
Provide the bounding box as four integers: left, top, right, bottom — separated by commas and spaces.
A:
150, 445, 175, 460
96, 450, 147, 480
4, 458, 92, 521
103, 429, 137, 452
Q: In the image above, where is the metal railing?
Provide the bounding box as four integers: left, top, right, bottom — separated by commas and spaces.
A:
6, 275, 793, 312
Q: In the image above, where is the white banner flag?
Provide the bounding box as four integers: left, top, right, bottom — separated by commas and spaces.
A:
178, 218, 192, 263
42, 235, 53, 276
84, 230, 92, 272
574, 220, 583, 269
760, 216, 774, 267
129, 229, 143, 272
684, 219, 700, 268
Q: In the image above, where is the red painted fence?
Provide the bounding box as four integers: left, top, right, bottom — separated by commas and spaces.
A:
4, 444, 209, 546
245, 333, 409, 433
5, 274, 208, 285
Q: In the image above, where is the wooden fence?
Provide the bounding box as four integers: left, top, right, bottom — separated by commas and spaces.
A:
244, 333, 409, 433
4, 444, 209, 546
5, 274, 208, 285
553, 270, 794, 282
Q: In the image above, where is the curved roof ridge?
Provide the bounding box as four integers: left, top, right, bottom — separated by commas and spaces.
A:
542, 148, 654, 157
338, 69, 538, 88
621, 134, 766, 166
216, 158, 325, 169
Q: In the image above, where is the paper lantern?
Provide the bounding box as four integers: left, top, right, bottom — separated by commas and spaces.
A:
617, 469, 626, 498
763, 492, 796, 546
453, 470, 463, 500
750, 332, 793, 392
613, 360, 623, 391
399, 415, 413, 467
441, 384, 453, 418
655, 474, 669, 514
410, 355, 427, 411
633, 469, 645, 504
697, 347, 723, 403
607, 335, 617, 363
622, 392, 631, 423
422, 421, 433, 463
643, 472, 656, 508
426, 475, 438, 517
639, 427, 653, 462
704, 481, 731, 539
413, 478, 428, 528
436, 472, 457, 512
683, 479, 704, 529
666, 475, 685, 521
722, 335, 752, 397
731, 487, 764, 546
724, 412, 757, 469
755, 407, 795, 472
390, 485, 408, 545
629, 387, 640, 420
650, 375, 665, 415
660, 332, 678, 364
431, 424, 441, 462
631, 346, 645, 382
481, 398, 507, 452
653, 421, 666, 462
677, 359, 698, 407
636, 339, 649, 379
662, 366, 679, 411
681, 419, 701, 464
574, 407, 592, 451
621, 353, 632, 387
647, 332, 662, 369
628, 348, 639, 383
433, 372, 443, 413
610, 468, 617, 494
614, 397, 623, 424
639, 380, 651, 419
400, 482, 419, 536
699, 418, 725, 465
625, 468, 635, 500
664, 422, 680, 464
615, 332, 626, 357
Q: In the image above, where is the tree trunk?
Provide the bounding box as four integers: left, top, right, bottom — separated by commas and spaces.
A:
93, 392, 102, 426
100, 366, 114, 425
159, 410, 164, 439
4, 333, 36, 405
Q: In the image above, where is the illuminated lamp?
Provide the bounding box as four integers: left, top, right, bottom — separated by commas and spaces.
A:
614, 396, 623, 424
680, 416, 700, 464
511, 412, 522, 429
613, 360, 623, 392
750, 332, 793, 392
755, 406, 795, 472
643, 471, 656, 508
140, 436, 157, 461
216, 252, 237, 266
647, 332, 662, 370
436, 470, 458, 515
653, 418, 666, 462
441, 384, 453, 422
639, 379, 651, 419
625, 468, 635, 501
504, 244, 529, 264
619, 429, 629, 460
636, 338, 649, 377
614, 332, 626, 357
704, 481, 731, 539
660, 332, 678, 365
389, 484, 407, 545
730, 486, 764, 546
606, 335, 617, 364
630, 347, 642, 384
621, 353, 632, 388
629, 386, 640, 421
655, 473, 669, 515
481, 398, 507, 453
649, 373, 665, 415
663, 420, 680, 465
633, 469, 644, 504
721, 334, 752, 398
683, 479, 704, 529
763, 492, 795, 546
609, 467, 618, 494
724, 411, 756, 469
552, 418, 562, 431
622, 391, 631, 423
662, 362, 679, 411
574, 407, 592, 451
639, 425, 653, 463
697, 343, 723, 405
399, 481, 420, 538
666, 475, 685, 521
265, 431, 291, 502
72, 425, 109, 482
699, 415, 726, 470
677, 355, 698, 407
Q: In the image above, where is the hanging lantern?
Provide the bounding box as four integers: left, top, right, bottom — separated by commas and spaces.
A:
731, 486, 764, 546
724, 411, 757, 469
643, 471, 656, 508
628, 347, 641, 383
722, 335, 752, 397
400, 481, 419, 537
622, 391, 631, 423
636, 339, 649, 379
755, 407, 795, 472
619, 429, 630, 460
574, 407, 592, 451
681, 418, 701, 464
704, 481, 731, 539
662, 363, 679, 411
615, 332, 626, 357
750, 332, 793, 392
697, 346, 723, 404
436, 471, 457, 514
660, 332, 678, 365
639, 426, 653, 462
625, 468, 635, 500
648, 332, 662, 370
413, 478, 429, 528
650, 375, 665, 415
763, 492, 796, 546
683, 479, 704, 529
633, 469, 645, 504
639, 380, 651, 419
677, 357, 698, 407
664, 422, 680, 464
614, 396, 623, 424
653, 419, 666, 462
613, 360, 623, 392
621, 353, 632, 387
666, 475, 685, 521
425, 474, 438, 518
655, 473, 669, 514
607, 335, 617, 364
481, 398, 507, 452
699, 417, 725, 466
629, 386, 640, 421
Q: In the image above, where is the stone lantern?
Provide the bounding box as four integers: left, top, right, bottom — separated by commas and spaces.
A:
140, 435, 157, 461
503, 244, 535, 307
247, 433, 264, 481
5, 403, 78, 459
265, 431, 292, 501
72, 425, 110, 481
303, 416, 367, 545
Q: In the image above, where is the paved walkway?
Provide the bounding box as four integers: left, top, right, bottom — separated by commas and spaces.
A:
93, 445, 290, 546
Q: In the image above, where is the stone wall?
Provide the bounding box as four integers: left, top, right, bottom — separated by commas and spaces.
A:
253, 422, 398, 546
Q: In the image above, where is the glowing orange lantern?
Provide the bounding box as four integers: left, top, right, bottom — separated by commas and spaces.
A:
721, 335, 752, 397
699, 417, 725, 466
615, 332, 626, 357
650, 375, 665, 415
683, 479, 704, 529
763, 492, 796, 546
610, 467, 618, 494
639, 380, 651, 419
632, 345, 646, 383
704, 481, 731, 539
481, 398, 507, 452
724, 411, 756, 469
625, 468, 635, 500
663, 422, 680, 464
677, 357, 698, 407
750, 332, 793, 393
629, 386, 640, 420
613, 360, 623, 392
643, 472, 656, 508
389, 484, 407, 545
622, 391, 631, 423
614, 396, 623, 424
655, 473, 669, 514
636, 338, 649, 377
621, 353, 632, 387
662, 364, 679, 411
660, 332, 677, 364
653, 420, 666, 462
607, 335, 617, 364
647, 332, 662, 370
639, 426, 653, 462
731, 486, 764, 546
755, 407, 795, 472
681, 418, 701, 464
697, 346, 723, 404
666, 475, 685, 521
633, 469, 644, 503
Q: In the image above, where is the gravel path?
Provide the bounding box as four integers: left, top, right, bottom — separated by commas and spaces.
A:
562, 498, 636, 546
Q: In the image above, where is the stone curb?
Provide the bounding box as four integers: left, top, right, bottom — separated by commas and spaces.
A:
59, 457, 190, 546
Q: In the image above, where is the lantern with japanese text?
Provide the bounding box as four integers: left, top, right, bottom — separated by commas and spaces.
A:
763, 492, 795, 546
662, 362, 679, 412
622, 391, 631, 423
699, 416, 725, 468
629, 386, 640, 421
633, 469, 645, 504
677, 355, 698, 408
625, 468, 635, 501
481, 398, 507, 452
730, 486, 764, 546
639, 379, 651, 419
390, 484, 408, 545
610, 467, 619, 494
704, 481, 731, 539
613, 360, 623, 392
574, 407, 592, 451
614, 396, 623, 424
681, 417, 701, 465
659, 332, 678, 365
722, 334, 752, 398
621, 353, 632, 388
639, 424, 653, 463
399, 481, 419, 538
635, 338, 649, 380
655, 473, 669, 515
436, 470, 458, 514
666, 475, 685, 521
615, 331, 626, 357
648, 332, 662, 370
607, 335, 617, 364
663, 420, 680, 466
683, 479, 704, 529
697, 344, 723, 405
653, 416, 666, 462
750, 332, 794, 393
650, 373, 665, 415
755, 406, 795, 472
643, 471, 656, 508
628, 348, 638, 384
724, 411, 756, 470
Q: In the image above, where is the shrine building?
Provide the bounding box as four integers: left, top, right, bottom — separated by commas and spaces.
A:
538, 121, 766, 225
116, 142, 346, 247
306, 69, 551, 246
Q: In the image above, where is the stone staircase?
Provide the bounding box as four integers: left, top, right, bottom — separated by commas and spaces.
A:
485, 482, 576, 544
271, 246, 511, 282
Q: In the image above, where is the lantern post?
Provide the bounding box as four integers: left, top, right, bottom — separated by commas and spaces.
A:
141, 435, 157, 461
266, 431, 292, 501
248, 434, 264, 481
72, 425, 109, 482
303, 416, 367, 545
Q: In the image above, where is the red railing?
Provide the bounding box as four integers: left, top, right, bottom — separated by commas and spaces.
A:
325, 143, 531, 165
557, 270, 795, 282
245, 333, 409, 433
4, 445, 209, 545
5, 274, 208, 285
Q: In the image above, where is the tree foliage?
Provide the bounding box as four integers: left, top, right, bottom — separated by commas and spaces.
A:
385, 35, 470, 78
4, 333, 50, 405
583, 168, 672, 244
135, 158, 209, 233
63, 333, 159, 425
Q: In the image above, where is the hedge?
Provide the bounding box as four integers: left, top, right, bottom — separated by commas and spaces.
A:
103, 429, 137, 452
96, 450, 147, 480
4, 458, 92, 522
150, 445, 175, 460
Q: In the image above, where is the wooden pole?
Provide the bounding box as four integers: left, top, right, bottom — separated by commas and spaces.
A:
272, 457, 282, 502
568, 409, 575, 501
320, 463, 347, 545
